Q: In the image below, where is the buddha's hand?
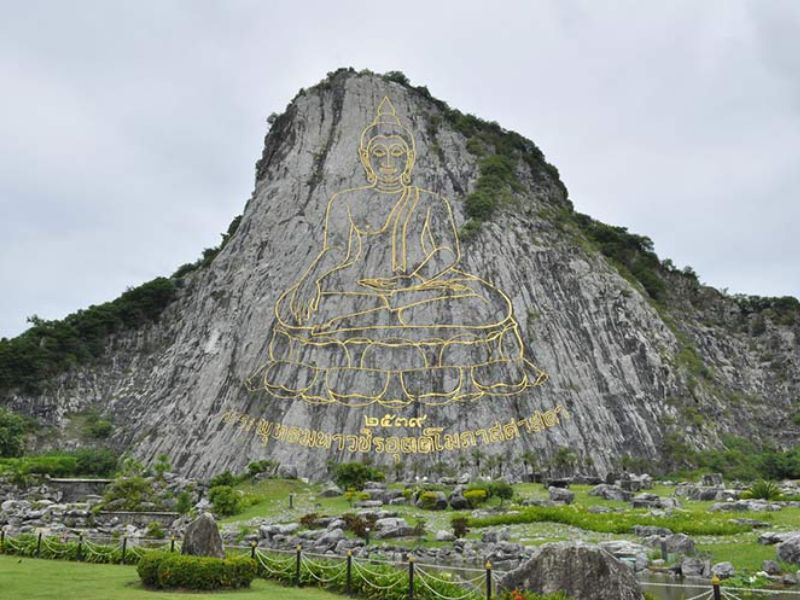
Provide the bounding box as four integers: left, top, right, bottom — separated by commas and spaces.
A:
290, 281, 321, 324
359, 275, 418, 291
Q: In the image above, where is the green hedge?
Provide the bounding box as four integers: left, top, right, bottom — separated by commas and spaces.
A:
138, 552, 256, 590
0, 448, 119, 479
1, 533, 144, 565
468, 505, 755, 536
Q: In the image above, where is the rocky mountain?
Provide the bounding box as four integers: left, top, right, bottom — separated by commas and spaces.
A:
2, 68, 798, 479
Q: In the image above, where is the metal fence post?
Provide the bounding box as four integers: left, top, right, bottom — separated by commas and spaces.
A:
295, 544, 302, 587
1, 529, 5, 553
250, 541, 256, 559
346, 550, 353, 596
77, 534, 83, 561
121, 537, 127, 564
711, 575, 721, 600
36, 532, 42, 557
408, 555, 415, 600
170, 535, 176, 553
485, 560, 493, 600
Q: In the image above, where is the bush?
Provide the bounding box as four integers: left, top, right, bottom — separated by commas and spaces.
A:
333, 462, 385, 490
246, 460, 275, 479
175, 491, 193, 515
488, 481, 514, 504
2, 532, 141, 565
85, 412, 113, 439
100, 475, 160, 511
209, 485, 242, 516
0, 448, 118, 480
137, 551, 165, 587
464, 489, 488, 507
209, 470, 237, 488
74, 448, 118, 476
146, 521, 165, 539
341, 512, 377, 538
299, 512, 324, 528
138, 552, 256, 590
741, 479, 782, 501
0, 408, 27, 457
417, 491, 443, 510
451, 516, 469, 538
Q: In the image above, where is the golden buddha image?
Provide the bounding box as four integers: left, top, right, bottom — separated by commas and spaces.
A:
246, 97, 547, 407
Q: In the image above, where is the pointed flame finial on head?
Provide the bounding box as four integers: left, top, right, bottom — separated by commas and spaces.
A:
374, 96, 400, 125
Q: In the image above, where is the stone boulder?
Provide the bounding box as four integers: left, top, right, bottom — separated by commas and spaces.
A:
589, 484, 632, 502
759, 531, 796, 545
598, 540, 649, 572
633, 525, 672, 537
701, 473, 724, 487
762, 559, 782, 575
548, 486, 575, 504
448, 494, 469, 510
680, 556, 710, 578
643, 533, 695, 555
776, 534, 800, 565
277, 464, 298, 479
499, 542, 644, 600
435, 530, 456, 542
711, 562, 735, 579
415, 491, 447, 510
374, 517, 413, 539
182, 512, 225, 558
320, 485, 343, 497
545, 478, 571, 489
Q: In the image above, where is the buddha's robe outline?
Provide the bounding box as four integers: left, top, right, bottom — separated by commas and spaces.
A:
247, 184, 546, 407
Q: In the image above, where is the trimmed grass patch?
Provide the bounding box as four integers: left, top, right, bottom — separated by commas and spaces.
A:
0, 555, 341, 599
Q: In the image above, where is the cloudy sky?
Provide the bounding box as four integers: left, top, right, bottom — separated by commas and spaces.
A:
1, 0, 798, 338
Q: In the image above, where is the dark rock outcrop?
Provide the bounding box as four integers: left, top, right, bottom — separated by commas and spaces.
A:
181, 513, 225, 558
498, 542, 644, 600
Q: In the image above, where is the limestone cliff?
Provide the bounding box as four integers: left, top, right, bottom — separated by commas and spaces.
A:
2, 69, 798, 479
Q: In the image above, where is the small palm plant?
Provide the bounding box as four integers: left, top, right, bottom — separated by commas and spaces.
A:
741, 479, 782, 500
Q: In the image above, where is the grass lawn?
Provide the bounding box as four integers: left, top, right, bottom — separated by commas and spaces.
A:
0, 555, 342, 600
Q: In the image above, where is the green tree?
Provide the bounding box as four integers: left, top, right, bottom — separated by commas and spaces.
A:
0, 408, 27, 457
550, 447, 578, 476
333, 462, 384, 490
209, 485, 243, 516
153, 453, 171, 482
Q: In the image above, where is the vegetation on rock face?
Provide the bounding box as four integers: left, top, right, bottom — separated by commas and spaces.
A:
171, 214, 242, 279
0, 277, 176, 393
0, 213, 242, 396
660, 434, 800, 480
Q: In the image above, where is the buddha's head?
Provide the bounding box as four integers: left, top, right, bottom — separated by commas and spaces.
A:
360, 97, 415, 189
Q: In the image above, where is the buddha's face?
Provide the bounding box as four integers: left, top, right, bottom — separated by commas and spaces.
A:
365, 135, 411, 185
